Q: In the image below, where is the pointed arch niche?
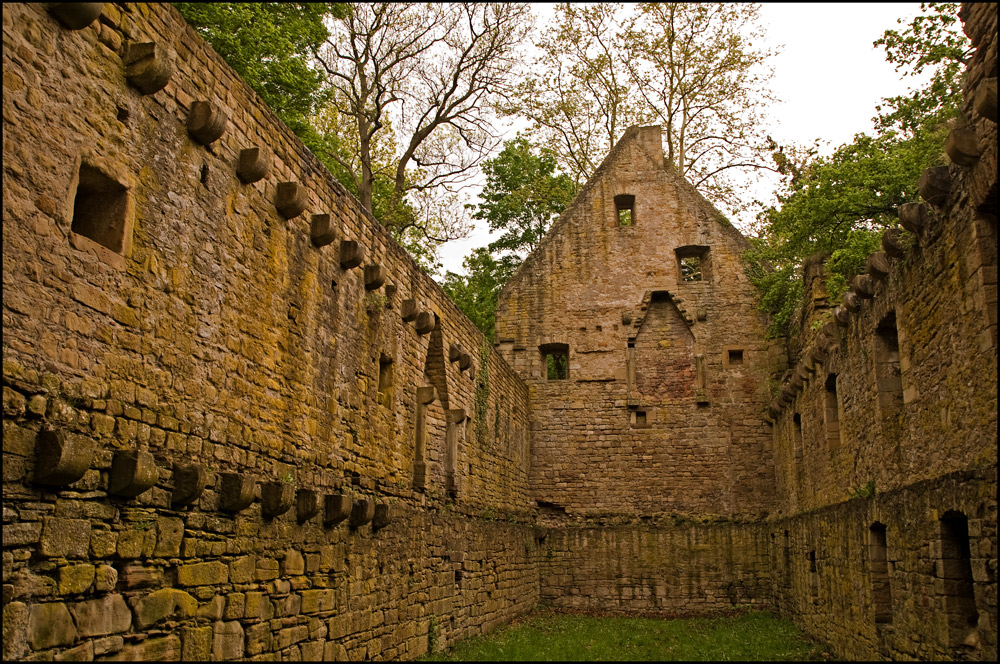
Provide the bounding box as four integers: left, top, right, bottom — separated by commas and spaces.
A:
630, 291, 697, 401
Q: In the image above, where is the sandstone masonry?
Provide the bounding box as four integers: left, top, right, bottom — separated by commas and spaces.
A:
2, 2, 997, 661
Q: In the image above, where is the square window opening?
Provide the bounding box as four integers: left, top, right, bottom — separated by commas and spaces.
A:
614, 194, 635, 227
71, 163, 129, 254
728, 349, 744, 365
539, 343, 569, 380
681, 256, 702, 281
675, 246, 711, 282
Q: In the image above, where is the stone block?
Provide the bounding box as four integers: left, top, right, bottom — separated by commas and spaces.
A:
296, 489, 320, 523
364, 264, 386, 290
918, 165, 951, 207
181, 625, 213, 661
187, 100, 228, 146
196, 595, 225, 620
340, 240, 364, 269
218, 473, 255, 512
283, 549, 305, 576
237, 147, 270, 184
974, 76, 997, 122
212, 620, 245, 660
28, 602, 76, 650
310, 214, 337, 247
123, 41, 174, 95
4, 521, 42, 548
121, 563, 162, 588
324, 494, 352, 527
276, 182, 308, 219
881, 228, 906, 258
57, 564, 95, 595
177, 561, 228, 587
47, 3, 103, 30
261, 481, 295, 519
898, 202, 927, 234
415, 311, 435, 335
171, 463, 209, 507
851, 274, 875, 299
94, 564, 118, 592
229, 555, 256, 584
33, 429, 93, 486
944, 126, 981, 166
401, 299, 418, 322
40, 517, 90, 558
416, 386, 437, 405
108, 449, 158, 498
458, 352, 472, 371
866, 252, 891, 281
70, 594, 131, 636
3, 601, 29, 660
372, 502, 391, 531
349, 498, 374, 528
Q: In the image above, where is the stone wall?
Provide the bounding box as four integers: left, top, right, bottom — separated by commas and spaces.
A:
539, 520, 774, 614
766, 469, 996, 661
2, 2, 996, 662
2, 3, 536, 660
495, 126, 777, 520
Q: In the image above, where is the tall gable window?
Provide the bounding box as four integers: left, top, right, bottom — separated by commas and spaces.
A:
614, 194, 635, 226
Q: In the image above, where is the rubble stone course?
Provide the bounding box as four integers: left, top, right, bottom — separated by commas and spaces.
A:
2, 2, 996, 661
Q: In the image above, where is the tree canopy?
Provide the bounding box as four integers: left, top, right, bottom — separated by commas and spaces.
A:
442, 138, 576, 337
745, 2, 968, 339
504, 2, 777, 219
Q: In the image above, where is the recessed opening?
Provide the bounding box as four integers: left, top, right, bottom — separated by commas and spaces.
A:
200, 163, 209, 186
539, 343, 569, 380
824, 373, 841, 451
681, 256, 702, 281
632, 410, 647, 427
676, 246, 711, 282
869, 522, 893, 624
116, 105, 130, 124
71, 163, 129, 254
728, 349, 744, 365
614, 194, 635, 226
792, 413, 803, 459
875, 312, 903, 420
939, 511, 979, 646
377, 355, 393, 406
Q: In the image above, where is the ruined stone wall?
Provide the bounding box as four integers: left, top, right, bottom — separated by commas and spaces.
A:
539, 521, 774, 614
765, 2, 996, 516
766, 470, 996, 661
758, 3, 998, 659
2, 3, 536, 660
495, 126, 777, 519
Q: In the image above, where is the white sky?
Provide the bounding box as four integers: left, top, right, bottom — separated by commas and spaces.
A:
434, 3, 928, 277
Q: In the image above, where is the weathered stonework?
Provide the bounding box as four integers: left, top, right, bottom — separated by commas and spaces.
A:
2, 2, 996, 661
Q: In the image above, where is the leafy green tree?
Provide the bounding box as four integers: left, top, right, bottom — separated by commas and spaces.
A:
746, 3, 968, 339
475, 138, 577, 260
441, 249, 518, 341
506, 3, 778, 219
443, 138, 576, 337
313, 3, 532, 249
174, 3, 345, 135
873, 2, 972, 134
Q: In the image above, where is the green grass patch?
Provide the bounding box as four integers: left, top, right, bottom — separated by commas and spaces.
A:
422, 609, 831, 661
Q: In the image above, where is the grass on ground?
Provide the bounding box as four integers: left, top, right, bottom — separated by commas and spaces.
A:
422, 609, 831, 661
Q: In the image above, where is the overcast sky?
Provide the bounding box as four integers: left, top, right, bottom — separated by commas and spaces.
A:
435, 3, 929, 277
